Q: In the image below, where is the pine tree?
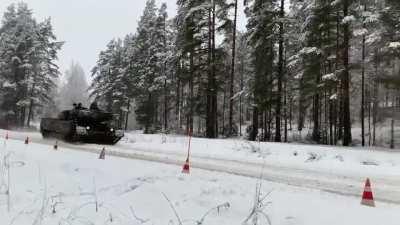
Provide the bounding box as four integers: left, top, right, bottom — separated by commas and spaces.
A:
155, 3, 169, 131
341, 0, 355, 146
175, 0, 232, 137
292, 0, 337, 143
131, 0, 161, 133
245, 0, 276, 141
0, 3, 63, 127
91, 39, 129, 119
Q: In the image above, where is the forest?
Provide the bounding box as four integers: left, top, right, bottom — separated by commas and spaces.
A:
0, 0, 399, 148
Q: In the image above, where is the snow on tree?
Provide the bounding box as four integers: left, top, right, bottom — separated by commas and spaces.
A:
90, 39, 128, 117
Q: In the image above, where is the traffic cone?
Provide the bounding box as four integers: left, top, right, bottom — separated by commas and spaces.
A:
54, 141, 58, 150
182, 158, 190, 174
99, 147, 106, 160
181, 129, 192, 174
24, 136, 29, 145
361, 178, 375, 207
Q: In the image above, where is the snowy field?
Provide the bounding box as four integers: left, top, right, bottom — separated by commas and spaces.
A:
1, 130, 400, 224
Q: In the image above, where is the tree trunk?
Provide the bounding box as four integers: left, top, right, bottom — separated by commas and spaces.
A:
329, 91, 334, 145
367, 85, 372, 146
342, 0, 352, 146
125, 99, 131, 130
390, 119, 395, 149
250, 106, 258, 141
312, 79, 321, 143
222, 83, 227, 135
324, 89, 328, 144
145, 93, 152, 134
228, 0, 238, 136
261, 111, 265, 140
206, 7, 214, 138
176, 72, 182, 130
372, 49, 379, 146
289, 96, 292, 131
27, 100, 34, 128
163, 11, 168, 132
189, 50, 194, 133
333, 104, 337, 145
164, 78, 168, 131
361, 4, 367, 146
334, 11, 341, 144
26, 82, 37, 128
284, 82, 288, 142
212, 1, 218, 137
239, 70, 244, 136
267, 106, 272, 141
275, 0, 285, 142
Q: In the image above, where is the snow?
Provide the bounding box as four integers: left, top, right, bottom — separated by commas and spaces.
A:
330, 93, 338, 100
294, 72, 303, 79
366, 32, 381, 44
364, 13, 379, 23
331, 0, 341, 6
322, 73, 336, 81
287, 54, 300, 68
2, 81, 16, 89
353, 28, 368, 37
342, 15, 356, 24
0, 131, 400, 224
389, 42, 400, 49
20, 63, 33, 69
119, 132, 400, 180
327, 54, 336, 60
120, 106, 129, 112
299, 47, 320, 55
231, 90, 244, 100
11, 56, 21, 64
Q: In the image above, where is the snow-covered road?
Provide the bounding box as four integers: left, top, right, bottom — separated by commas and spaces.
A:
4, 130, 400, 205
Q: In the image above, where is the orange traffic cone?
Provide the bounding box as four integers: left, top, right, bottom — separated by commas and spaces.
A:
24, 136, 29, 145
181, 129, 192, 174
182, 158, 190, 174
99, 147, 106, 160
54, 141, 58, 150
361, 178, 375, 207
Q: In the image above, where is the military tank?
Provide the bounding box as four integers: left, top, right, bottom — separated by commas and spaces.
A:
40, 103, 124, 145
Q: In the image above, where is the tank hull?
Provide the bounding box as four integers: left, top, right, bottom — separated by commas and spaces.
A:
40, 118, 124, 145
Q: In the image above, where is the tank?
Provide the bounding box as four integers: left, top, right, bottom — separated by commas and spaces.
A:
40, 105, 124, 145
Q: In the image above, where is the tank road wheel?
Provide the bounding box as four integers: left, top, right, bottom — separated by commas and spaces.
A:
41, 130, 51, 139
66, 132, 79, 143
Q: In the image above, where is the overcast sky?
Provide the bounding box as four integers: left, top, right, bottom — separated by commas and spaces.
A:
0, 0, 247, 82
